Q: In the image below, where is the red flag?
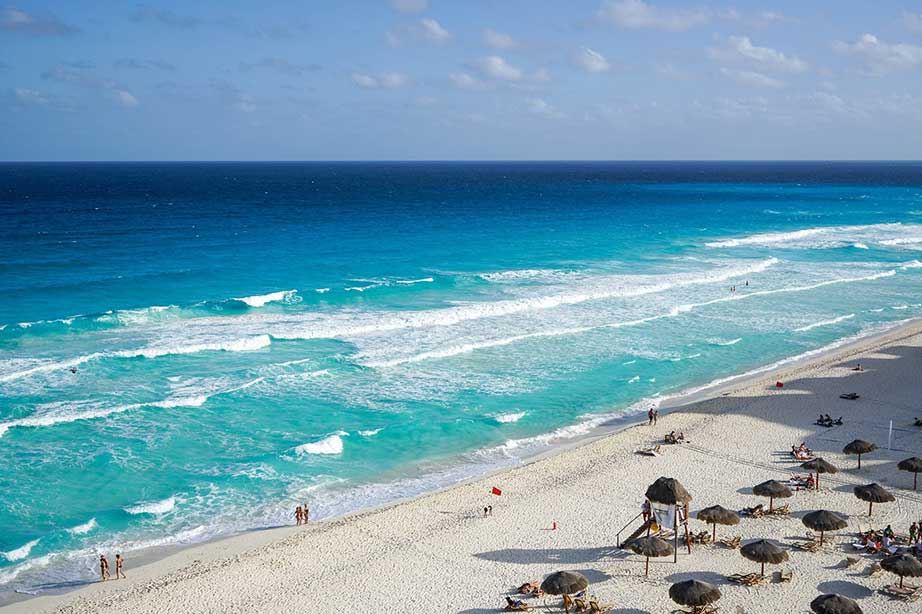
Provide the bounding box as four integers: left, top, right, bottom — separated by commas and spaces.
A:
775, 381, 784, 388
491, 487, 502, 496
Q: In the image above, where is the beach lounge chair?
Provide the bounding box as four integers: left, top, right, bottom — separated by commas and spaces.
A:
517, 582, 543, 597
588, 600, 612, 613
881, 584, 921, 601
766, 503, 789, 516
573, 597, 589, 611
718, 535, 742, 549
740, 504, 764, 518
840, 392, 860, 400
504, 596, 531, 611
727, 572, 765, 586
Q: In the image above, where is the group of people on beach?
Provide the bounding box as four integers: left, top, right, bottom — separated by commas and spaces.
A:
294, 503, 310, 526
99, 554, 125, 581
647, 407, 658, 426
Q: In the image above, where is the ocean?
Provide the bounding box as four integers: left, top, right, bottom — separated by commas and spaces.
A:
2, 161, 922, 594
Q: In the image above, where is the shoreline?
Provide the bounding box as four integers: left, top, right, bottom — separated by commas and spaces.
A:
5, 316, 922, 612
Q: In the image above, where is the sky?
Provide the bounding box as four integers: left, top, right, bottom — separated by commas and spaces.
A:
2, 1, 922, 161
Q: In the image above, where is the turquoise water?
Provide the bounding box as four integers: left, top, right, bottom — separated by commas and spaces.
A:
2, 162, 922, 593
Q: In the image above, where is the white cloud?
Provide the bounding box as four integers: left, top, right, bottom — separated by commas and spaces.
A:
834, 33, 922, 74
574, 47, 611, 73
597, 0, 708, 32
709, 36, 808, 73
115, 89, 139, 107
475, 56, 523, 81
351, 72, 410, 89
419, 18, 450, 43
720, 68, 784, 89
903, 12, 922, 34
449, 72, 487, 90
483, 28, 517, 50
12, 87, 49, 106
527, 97, 564, 118
390, 0, 427, 14
1, 6, 76, 35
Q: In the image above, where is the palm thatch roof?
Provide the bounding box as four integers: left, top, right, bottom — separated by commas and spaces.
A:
645, 477, 692, 505
669, 580, 721, 607
540, 571, 589, 596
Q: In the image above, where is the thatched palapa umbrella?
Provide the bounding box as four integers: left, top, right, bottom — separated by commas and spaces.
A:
843, 440, 878, 469
697, 505, 739, 542
740, 539, 789, 577
897, 457, 922, 490
541, 570, 588, 613
752, 480, 792, 512
645, 476, 692, 561
853, 483, 894, 516
801, 510, 847, 544
645, 477, 693, 506
627, 536, 674, 577
669, 580, 721, 613
810, 594, 863, 614
801, 458, 837, 490
880, 552, 922, 588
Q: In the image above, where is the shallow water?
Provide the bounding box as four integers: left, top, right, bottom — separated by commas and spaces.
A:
2, 161, 922, 592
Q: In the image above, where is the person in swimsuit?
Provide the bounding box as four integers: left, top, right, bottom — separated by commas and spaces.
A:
115, 553, 126, 579
99, 555, 110, 581
303, 504, 309, 523
294, 505, 303, 526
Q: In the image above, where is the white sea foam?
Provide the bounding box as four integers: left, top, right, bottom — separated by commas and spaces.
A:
295, 431, 348, 455
1, 539, 39, 562
234, 290, 298, 307
493, 412, 526, 423
796, 314, 856, 332
364, 267, 898, 368
0, 335, 271, 384
276, 258, 779, 342
395, 277, 434, 285
66, 518, 97, 535
315, 288, 331, 293
893, 305, 909, 310
623, 360, 637, 365
706, 223, 918, 249
628, 376, 640, 383
124, 496, 176, 515
710, 337, 742, 346
901, 260, 922, 270
0, 379, 260, 438
358, 428, 382, 436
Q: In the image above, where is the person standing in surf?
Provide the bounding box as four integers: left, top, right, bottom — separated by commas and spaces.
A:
294, 505, 303, 526
303, 504, 309, 524
99, 555, 110, 581
115, 553, 126, 579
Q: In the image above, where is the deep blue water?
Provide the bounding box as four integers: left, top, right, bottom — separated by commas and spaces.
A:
2, 161, 922, 593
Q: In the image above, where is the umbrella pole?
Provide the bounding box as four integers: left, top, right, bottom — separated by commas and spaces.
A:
645, 556, 649, 577
868, 501, 873, 516
712, 523, 716, 543
915, 472, 918, 490
769, 496, 774, 513
857, 454, 862, 470
673, 508, 678, 563
819, 530, 824, 545
760, 562, 765, 577
816, 473, 820, 490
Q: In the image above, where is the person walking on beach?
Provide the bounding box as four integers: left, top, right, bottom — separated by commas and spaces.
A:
294, 505, 303, 526
648, 407, 654, 426
303, 504, 309, 523
488, 505, 493, 516
115, 553, 126, 579
653, 408, 658, 425
99, 555, 110, 581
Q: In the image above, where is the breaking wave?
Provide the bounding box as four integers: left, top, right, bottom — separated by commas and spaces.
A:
124, 496, 176, 515
796, 314, 856, 332
295, 431, 348, 455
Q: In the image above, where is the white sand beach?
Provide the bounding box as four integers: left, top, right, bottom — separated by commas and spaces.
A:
7, 321, 922, 614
